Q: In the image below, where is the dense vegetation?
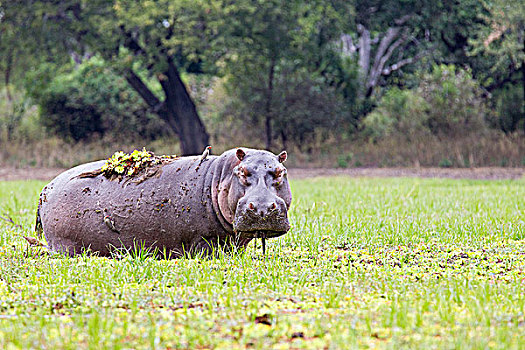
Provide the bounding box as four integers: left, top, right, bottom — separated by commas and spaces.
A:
0, 0, 523, 164
0, 177, 524, 348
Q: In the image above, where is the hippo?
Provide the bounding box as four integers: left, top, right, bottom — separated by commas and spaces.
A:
36, 148, 292, 257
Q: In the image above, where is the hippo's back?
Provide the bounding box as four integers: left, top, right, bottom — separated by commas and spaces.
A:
38, 157, 223, 257
43, 160, 106, 198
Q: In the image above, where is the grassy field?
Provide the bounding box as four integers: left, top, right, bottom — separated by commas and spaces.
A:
0, 177, 524, 349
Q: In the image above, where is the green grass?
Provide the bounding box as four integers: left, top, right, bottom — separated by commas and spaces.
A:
1, 177, 524, 349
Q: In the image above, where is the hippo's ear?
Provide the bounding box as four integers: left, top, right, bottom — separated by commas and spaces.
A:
277, 151, 287, 163
236, 148, 246, 161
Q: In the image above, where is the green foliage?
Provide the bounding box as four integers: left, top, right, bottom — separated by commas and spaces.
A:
336, 155, 349, 168
438, 158, 453, 168
335, 152, 360, 168
1, 177, 525, 348
0, 1, 72, 90
109, 0, 226, 73
362, 87, 430, 142
362, 65, 490, 141
1, 0, 523, 152
100, 148, 177, 177
0, 91, 26, 141
27, 58, 168, 141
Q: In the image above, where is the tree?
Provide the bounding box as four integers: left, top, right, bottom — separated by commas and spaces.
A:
340, 15, 427, 99
338, 0, 446, 99
0, 0, 218, 154
224, 0, 296, 150
223, 0, 353, 149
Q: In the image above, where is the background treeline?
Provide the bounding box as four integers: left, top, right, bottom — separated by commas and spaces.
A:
0, 0, 523, 167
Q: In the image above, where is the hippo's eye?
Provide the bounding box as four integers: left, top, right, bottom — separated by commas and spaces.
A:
237, 168, 251, 186
271, 168, 284, 179
237, 167, 251, 179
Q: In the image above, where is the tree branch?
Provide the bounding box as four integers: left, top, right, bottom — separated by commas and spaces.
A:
368, 30, 409, 90
118, 28, 170, 114
368, 13, 413, 83
125, 69, 164, 112
354, 13, 417, 97
485, 66, 520, 91
120, 25, 148, 57
394, 14, 412, 26
371, 27, 401, 76
381, 51, 426, 76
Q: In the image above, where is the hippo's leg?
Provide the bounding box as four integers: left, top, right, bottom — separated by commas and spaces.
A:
47, 237, 78, 257
35, 206, 43, 239
46, 235, 97, 257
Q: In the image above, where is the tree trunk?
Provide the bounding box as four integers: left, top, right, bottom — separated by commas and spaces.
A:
281, 130, 287, 151
357, 24, 371, 100
4, 49, 13, 102
351, 15, 420, 98
159, 58, 209, 155
265, 58, 276, 150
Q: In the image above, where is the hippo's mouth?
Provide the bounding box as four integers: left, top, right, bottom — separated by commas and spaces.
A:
232, 208, 290, 239
233, 217, 290, 239
235, 229, 288, 239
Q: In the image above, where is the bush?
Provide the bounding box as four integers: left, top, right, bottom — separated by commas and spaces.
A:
0, 88, 43, 143
26, 57, 168, 141
438, 158, 453, 168
362, 64, 491, 141
419, 64, 488, 137
493, 83, 525, 133
362, 87, 429, 142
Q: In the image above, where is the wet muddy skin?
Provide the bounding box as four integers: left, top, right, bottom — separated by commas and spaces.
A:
37, 148, 292, 258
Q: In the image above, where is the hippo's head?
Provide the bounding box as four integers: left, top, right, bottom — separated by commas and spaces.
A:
216, 148, 292, 239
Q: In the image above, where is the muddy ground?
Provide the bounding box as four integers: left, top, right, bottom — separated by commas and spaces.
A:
0, 166, 523, 182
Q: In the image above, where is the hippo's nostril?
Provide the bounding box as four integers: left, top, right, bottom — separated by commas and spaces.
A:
248, 202, 255, 210
269, 202, 277, 211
